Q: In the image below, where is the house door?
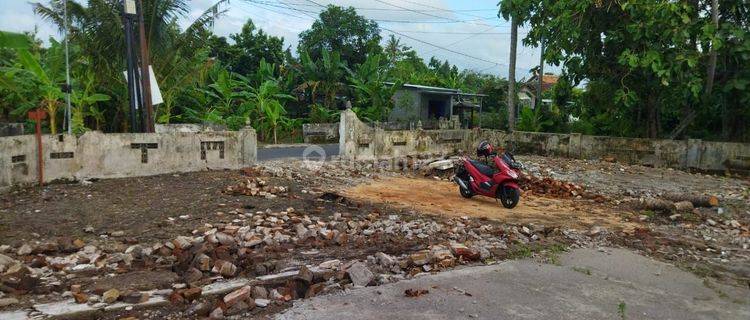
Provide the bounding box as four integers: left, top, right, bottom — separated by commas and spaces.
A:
427, 99, 448, 119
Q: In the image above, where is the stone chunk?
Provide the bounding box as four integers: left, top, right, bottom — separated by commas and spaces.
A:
375, 252, 395, 267
254, 298, 270, 307
102, 289, 120, 303
346, 262, 374, 287
223, 286, 252, 307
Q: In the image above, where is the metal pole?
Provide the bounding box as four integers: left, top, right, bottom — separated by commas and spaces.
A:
507, 16, 518, 131
536, 35, 545, 109
124, 12, 139, 132
137, 0, 154, 133
63, 0, 72, 135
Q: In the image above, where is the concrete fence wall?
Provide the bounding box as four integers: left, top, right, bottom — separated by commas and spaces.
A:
339, 110, 750, 172
0, 128, 257, 190
303, 122, 339, 143
338, 109, 470, 160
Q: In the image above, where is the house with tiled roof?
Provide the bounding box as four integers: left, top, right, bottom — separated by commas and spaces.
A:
518, 72, 559, 109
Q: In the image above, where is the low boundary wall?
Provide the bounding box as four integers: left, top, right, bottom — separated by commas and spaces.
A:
1, 128, 257, 190
303, 122, 339, 143
339, 109, 750, 172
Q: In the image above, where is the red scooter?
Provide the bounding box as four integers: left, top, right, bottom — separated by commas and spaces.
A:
453, 141, 522, 209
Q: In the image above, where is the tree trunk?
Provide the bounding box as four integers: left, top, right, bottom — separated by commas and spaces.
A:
507, 16, 518, 131
631, 198, 676, 212
662, 194, 719, 207
47, 101, 58, 134
273, 126, 278, 144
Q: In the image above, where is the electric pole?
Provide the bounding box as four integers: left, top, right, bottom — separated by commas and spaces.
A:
536, 35, 545, 109
507, 15, 518, 132
137, 0, 154, 133
123, 0, 140, 132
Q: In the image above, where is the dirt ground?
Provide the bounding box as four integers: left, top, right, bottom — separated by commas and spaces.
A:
0, 156, 748, 319
345, 176, 636, 232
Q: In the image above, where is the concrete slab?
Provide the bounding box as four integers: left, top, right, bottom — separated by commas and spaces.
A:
0, 310, 30, 320
202, 278, 251, 295
276, 248, 750, 320
34, 300, 98, 319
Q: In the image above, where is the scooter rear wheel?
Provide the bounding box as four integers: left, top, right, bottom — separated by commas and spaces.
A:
498, 185, 520, 209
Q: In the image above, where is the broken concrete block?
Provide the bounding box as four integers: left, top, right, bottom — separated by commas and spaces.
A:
223, 285, 252, 307
16, 244, 32, 256
346, 262, 374, 287
375, 252, 395, 267
409, 251, 430, 266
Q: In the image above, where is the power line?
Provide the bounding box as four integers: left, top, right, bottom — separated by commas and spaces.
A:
382, 28, 501, 66
244, 1, 311, 20
247, 1, 501, 24
387, 30, 528, 35
255, 0, 499, 13
372, 0, 462, 22
399, 0, 497, 20
242, 0, 513, 71
421, 25, 498, 56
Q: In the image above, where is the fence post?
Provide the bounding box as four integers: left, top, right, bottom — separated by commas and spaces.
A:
569, 133, 582, 159
686, 139, 702, 169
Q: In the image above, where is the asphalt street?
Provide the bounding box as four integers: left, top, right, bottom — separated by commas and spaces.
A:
257, 143, 339, 162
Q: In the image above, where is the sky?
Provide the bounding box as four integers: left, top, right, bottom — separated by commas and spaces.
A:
0, 0, 557, 80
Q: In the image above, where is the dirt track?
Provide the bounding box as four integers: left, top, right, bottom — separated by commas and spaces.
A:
345, 176, 636, 232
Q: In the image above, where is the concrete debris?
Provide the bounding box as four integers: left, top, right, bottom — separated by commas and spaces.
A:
0, 157, 747, 319
346, 262, 374, 287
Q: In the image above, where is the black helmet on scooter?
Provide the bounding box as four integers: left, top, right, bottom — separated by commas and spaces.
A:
476, 140, 494, 158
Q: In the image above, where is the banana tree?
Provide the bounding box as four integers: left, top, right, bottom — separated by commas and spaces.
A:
348, 53, 401, 122
296, 50, 346, 109
15, 48, 64, 133
71, 69, 110, 133
250, 80, 294, 144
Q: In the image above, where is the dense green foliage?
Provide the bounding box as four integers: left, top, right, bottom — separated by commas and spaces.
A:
500, 0, 750, 141
2, 1, 745, 142
0, 2, 508, 141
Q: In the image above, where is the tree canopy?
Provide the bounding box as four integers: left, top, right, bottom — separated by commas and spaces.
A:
298, 5, 382, 67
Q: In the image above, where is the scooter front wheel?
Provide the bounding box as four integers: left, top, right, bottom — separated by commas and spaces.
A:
459, 185, 474, 198
498, 185, 520, 209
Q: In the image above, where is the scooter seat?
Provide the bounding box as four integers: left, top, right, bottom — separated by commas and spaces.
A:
469, 159, 496, 177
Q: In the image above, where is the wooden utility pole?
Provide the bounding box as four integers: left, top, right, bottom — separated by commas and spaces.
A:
137, 0, 154, 133
507, 16, 518, 131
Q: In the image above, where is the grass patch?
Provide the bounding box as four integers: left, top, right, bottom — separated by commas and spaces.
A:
506, 242, 569, 265
572, 266, 592, 276
617, 302, 627, 319
507, 244, 533, 259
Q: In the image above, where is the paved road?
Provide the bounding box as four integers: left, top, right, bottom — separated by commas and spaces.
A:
257, 143, 339, 162
277, 247, 750, 320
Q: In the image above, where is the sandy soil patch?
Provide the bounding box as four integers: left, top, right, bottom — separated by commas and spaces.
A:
345, 176, 636, 232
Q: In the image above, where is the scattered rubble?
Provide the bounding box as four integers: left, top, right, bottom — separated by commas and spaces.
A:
0, 155, 747, 319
